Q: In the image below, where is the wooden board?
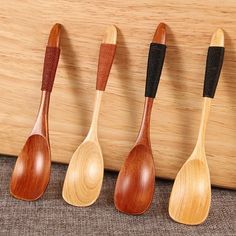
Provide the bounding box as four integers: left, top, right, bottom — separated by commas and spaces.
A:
0, 0, 235, 189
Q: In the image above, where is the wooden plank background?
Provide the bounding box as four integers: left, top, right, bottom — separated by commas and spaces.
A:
0, 0, 235, 189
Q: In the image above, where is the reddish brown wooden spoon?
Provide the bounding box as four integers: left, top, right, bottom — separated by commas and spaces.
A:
114, 23, 167, 215
10, 23, 61, 201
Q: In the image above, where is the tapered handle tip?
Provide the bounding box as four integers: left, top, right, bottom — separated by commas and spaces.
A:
47, 23, 62, 48
102, 25, 117, 44
210, 28, 224, 47
152, 23, 166, 45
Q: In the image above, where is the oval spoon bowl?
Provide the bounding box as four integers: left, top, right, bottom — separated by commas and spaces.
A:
63, 141, 103, 207
114, 144, 155, 215
10, 134, 50, 201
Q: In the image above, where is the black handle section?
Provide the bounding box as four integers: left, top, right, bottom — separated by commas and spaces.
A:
145, 43, 166, 98
203, 46, 224, 98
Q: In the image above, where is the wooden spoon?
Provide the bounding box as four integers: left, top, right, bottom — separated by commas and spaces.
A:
114, 23, 167, 215
10, 23, 61, 201
169, 28, 225, 225
62, 25, 117, 207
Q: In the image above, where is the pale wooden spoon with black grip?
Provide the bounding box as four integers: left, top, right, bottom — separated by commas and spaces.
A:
169, 28, 225, 225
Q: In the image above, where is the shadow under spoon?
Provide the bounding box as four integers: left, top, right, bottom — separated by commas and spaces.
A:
114, 23, 167, 215
10, 23, 62, 201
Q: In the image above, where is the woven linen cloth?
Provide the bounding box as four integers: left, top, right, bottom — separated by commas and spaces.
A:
0, 156, 235, 236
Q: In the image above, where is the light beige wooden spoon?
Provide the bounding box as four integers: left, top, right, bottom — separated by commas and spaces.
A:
169, 28, 225, 225
62, 25, 117, 206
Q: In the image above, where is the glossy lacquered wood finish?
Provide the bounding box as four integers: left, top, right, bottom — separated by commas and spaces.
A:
169, 29, 224, 225
114, 98, 155, 214
10, 24, 61, 201
47, 23, 61, 47
114, 23, 166, 215
62, 25, 117, 207
153, 22, 166, 44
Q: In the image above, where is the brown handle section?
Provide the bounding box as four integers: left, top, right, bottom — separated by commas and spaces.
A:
96, 43, 116, 91
41, 46, 61, 92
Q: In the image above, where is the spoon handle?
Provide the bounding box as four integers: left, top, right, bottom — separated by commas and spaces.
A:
96, 43, 116, 91
203, 46, 224, 98
145, 43, 166, 98
41, 46, 61, 92
41, 24, 61, 93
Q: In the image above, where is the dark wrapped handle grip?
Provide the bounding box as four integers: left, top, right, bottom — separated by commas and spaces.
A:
145, 43, 166, 98
96, 43, 117, 91
203, 46, 224, 98
41, 46, 61, 92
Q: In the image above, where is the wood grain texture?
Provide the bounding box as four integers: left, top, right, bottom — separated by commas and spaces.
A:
169, 98, 212, 225
114, 97, 155, 214
10, 133, 51, 200
169, 32, 224, 225
63, 91, 104, 206
10, 24, 62, 201
0, 0, 235, 189
114, 24, 166, 214
62, 26, 117, 206
10, 91, 52, 201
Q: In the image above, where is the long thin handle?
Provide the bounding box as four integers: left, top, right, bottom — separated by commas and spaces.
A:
145, 43, 166, 98
86, 90, 103, 141
203, 46, 224, 98
96, 43, 116, 91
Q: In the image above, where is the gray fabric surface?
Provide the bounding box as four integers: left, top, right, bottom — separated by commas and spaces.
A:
0, 156, 235, 236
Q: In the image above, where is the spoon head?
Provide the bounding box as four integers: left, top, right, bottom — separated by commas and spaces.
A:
114, 144, 155, 215
10, 134, 50, 201
169, 159, 211, 225
62, 141, 104, 207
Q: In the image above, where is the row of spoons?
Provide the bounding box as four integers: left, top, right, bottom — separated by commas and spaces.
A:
9, 23, 225, 226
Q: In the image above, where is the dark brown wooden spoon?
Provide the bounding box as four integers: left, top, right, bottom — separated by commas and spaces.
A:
10, 23, 61, 201
114, 23, 167, 214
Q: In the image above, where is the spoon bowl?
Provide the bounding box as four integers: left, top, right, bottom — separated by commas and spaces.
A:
168, 99, 213, 225
114, 144, 155, 214
169, 158, 211, 225
63, 141, 103, 206
10, 134, 50, 200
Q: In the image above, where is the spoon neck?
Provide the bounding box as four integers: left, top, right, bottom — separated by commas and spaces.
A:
86, 90, 103, 141
136, 97, 154, 145
196, 97, 212, 147
32, 91, 51, 137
